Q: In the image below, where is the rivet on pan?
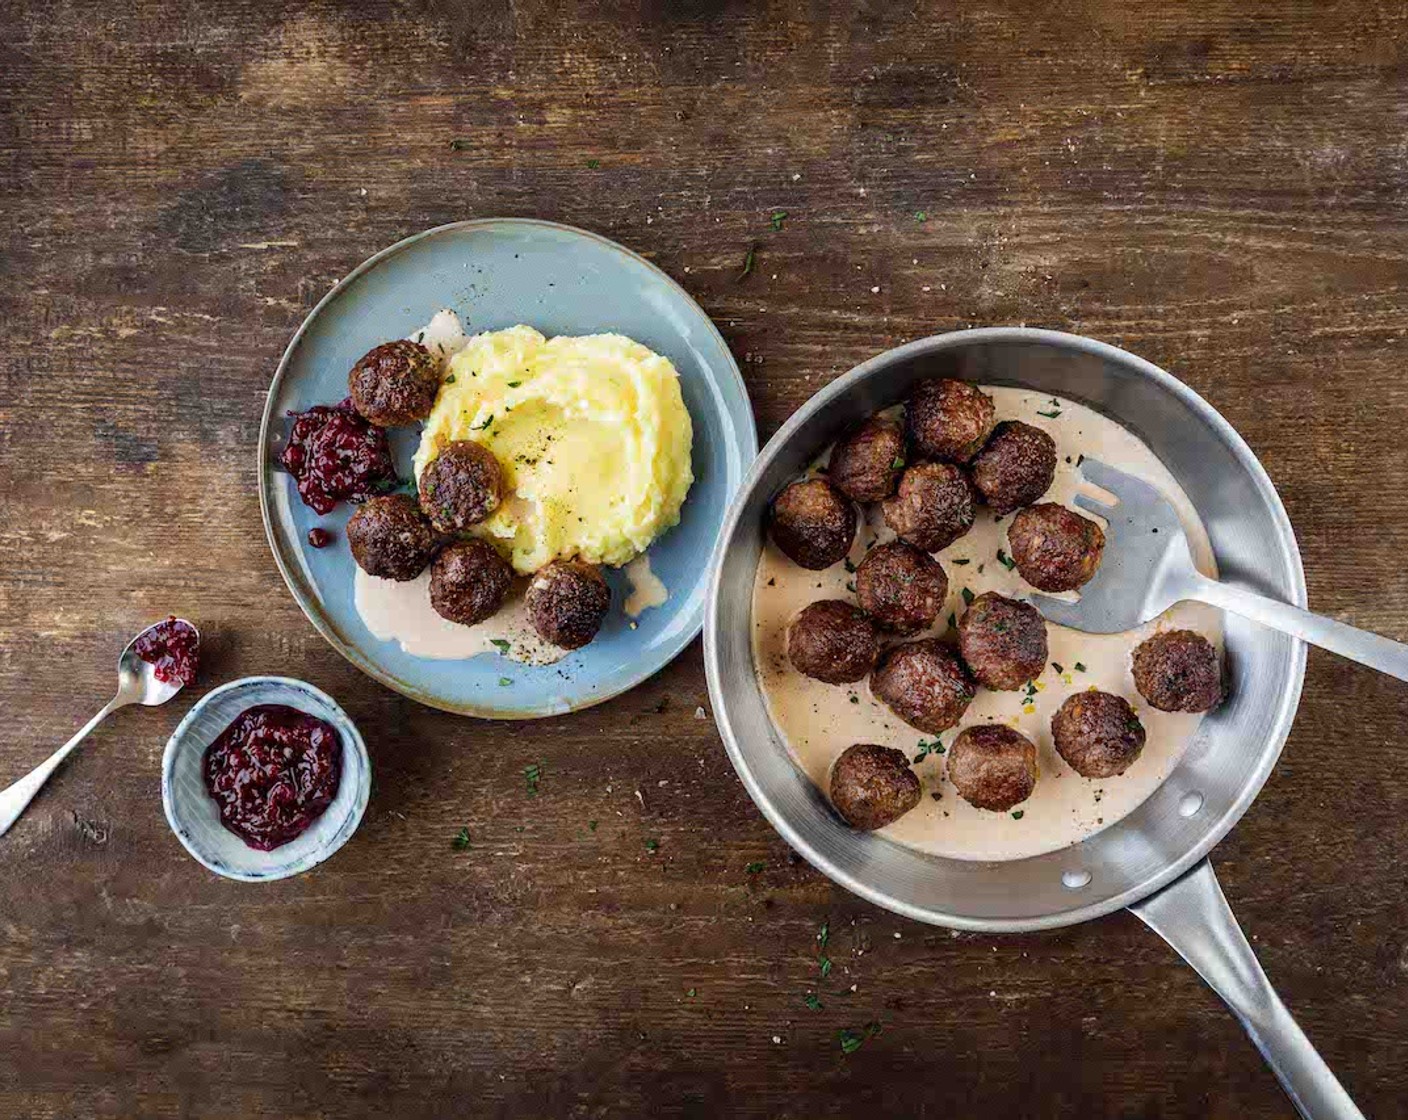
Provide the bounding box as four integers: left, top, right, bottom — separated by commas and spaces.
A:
1061, 869, 1092, 890
1178, 790, 1205, 818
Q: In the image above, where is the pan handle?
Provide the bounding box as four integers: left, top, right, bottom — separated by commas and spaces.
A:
1129, 859, 1365, 1120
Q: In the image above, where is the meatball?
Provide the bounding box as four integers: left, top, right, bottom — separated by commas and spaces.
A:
855, 541, 948, 634
906, 378, 996, 463
1052, 691, 1147, 778
419, 440, 504, 533
1131, 629, 1223, 713
768, 479, 857, 570
970, 421, 1057, 515
882, 462, 976, 552
870, 639, 975, 734
827, 416, 906, 503
1008, 503, 1106, 592
429, 539, 513, 626
957, 592, 1048, 690
947, 725, 1038, 812
347, 340, 441, 427
787, 601, 880, 685
346, 494, 437, 581
526, 559, 611, 650
829, 744, 922, 831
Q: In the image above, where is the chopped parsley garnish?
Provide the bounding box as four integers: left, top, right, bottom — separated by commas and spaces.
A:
524, 763, 542, 797
997, 549, 1016, 570
746, 861, 765, 874
738, 246, 756, 280
451, 827, 471, 850
586, 158, 601, 169
849, 695, 859, 705
449, 138, 471, 151
687, 987, 697, 997
1077, 453, 1086, 467
1075, 662, 1087, 672
845, 580, 856, 593
588, 820, 598, 831
804, 993, 823, 1011
1037, 409, 1061, 419
947, 612, 957, 629
498, 677, 513, 687
914, 210, 927, 222
843, 558, 857, 573
1052, 662, 1065, 673
1011, 810, 1025, 820
818, 922, 830, 948
490, 638, 511, 654
770, 210, 787, 231
819, 956, 833, 978
471, 414, 494, 431
507, 380, 521, 388
952, 557, 970, 566
890, 456, 904, 470
444, 373, 456, 384
645, 838, 660, 852
839, 1023, 881, 1054
960, 587, 975, 605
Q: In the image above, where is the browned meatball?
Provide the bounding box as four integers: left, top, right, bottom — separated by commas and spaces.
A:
769, 479, 857, 570
948, 725, 1038, 811
1051, 691, 1147, 778
346, 494, 437, 581
906, 379, 996, 463
419, 440, 504, 533
787, 601, 880, 684
870, 639, 975, 734
1131, 629, 1223, 713
855, 541, 948, 634
429, 539, 513, 626
828, 416, 906, 503
1008, 503, 1106, 592
882, 462, 976, 552
829, 744, 922, 830
957, 592, 1048, 690
526, 559, 611, 650
970, 421, 1057, 515
347, 340, 441, 427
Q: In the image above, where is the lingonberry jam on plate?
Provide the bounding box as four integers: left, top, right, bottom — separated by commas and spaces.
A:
132, 617, 199, 687
203, 704, 342, 851
307, 527, 334, 548
280, 399, 397, 515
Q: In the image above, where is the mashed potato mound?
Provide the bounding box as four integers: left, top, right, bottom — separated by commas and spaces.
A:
413, 325, 694, 575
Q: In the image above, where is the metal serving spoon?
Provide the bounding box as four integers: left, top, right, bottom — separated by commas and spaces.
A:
0, 618, 199, 838
1032, 459, 1408, 680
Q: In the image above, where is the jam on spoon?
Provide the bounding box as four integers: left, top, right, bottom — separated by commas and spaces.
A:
203, 704, 342, 851
280, 399, 397, 515
131, 616, 200, 687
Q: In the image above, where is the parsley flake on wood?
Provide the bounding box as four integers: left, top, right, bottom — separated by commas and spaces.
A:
687, 988, 697, 997
914, 210, 928, 222
819, 956, 833, 978
451, 827, 471, 851
586, 158, 601, 169
746, 861, 765, 874
645, 838, 660, 852
738, 245, 756, 281
804, 993, 823, 1011
818, 922, 830, 948
449, 138, 472, 151
770, 210, 787, 231
524, 763, 542, 797
588, 820, 598, 831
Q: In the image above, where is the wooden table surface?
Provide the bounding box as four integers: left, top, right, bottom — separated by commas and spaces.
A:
3, 2, 1407, 1116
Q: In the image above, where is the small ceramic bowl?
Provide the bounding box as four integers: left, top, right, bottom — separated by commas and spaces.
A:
161, 676, 371, 882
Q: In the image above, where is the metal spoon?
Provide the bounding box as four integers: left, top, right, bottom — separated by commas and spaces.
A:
1032, 459, 1408, 680
0, 618, 199, 838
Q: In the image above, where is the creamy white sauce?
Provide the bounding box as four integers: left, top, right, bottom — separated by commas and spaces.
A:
752, 388, 1223, 862
350, 310, 672, 664
624, 553, 669, 618
354, 568, 569, 666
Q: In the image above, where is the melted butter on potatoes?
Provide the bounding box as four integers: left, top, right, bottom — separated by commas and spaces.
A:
413, 325, 694, 575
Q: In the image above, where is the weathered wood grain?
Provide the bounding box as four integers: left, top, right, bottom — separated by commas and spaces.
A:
1, 0, 1406, 1116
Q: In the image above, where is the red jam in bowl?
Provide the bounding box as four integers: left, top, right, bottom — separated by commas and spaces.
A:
280, 399, 397, 514
132, 617, 199, 687
203, 704, 342, 851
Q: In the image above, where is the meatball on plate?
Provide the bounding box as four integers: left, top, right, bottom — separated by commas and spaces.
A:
260, 219, 757, 718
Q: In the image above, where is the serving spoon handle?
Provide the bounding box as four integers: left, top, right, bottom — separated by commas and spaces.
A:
1131, 860, 1365, 1120
1185, 572, 1408, 683
0, 697, 126, 838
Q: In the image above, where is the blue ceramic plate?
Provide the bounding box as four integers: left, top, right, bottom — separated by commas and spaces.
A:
258, 219, 757, 718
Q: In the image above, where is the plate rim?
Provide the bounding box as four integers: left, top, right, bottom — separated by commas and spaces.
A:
257, 217, 758, 719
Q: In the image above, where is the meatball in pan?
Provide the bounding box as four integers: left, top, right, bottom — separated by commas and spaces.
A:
1131, 629, 1222, 713
855, 541, 948, 634
906, 379, 996, 464
870, 639, 975, 734
787, 600, 880, 685
957, 591, 1048, 690
970, 421, 1056, 515
829, 744, 922, 831
769, 479, 857, 570
947, 724, 1038, 812
1007, 503, 1105, 592
1051, 691, 1146, 778
882, 461, 976, 553
827, 416, 906, 503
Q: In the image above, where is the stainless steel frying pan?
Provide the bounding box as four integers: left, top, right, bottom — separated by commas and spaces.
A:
704, 329, 1365, 1119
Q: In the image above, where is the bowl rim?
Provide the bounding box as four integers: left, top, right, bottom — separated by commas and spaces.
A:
256, 217, 758, 719
705, 326, 1307, 932
160, 675, 372, 883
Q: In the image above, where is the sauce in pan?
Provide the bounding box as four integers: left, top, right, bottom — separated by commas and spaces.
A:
751, 387, 1222, 862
